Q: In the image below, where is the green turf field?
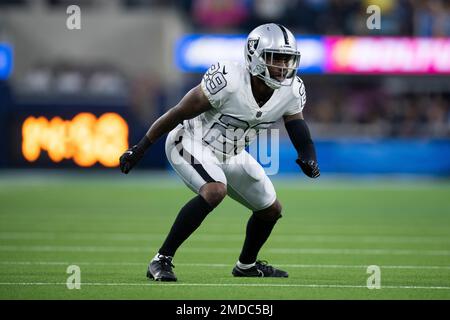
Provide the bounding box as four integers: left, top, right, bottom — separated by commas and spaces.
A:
0, 173, 449, 299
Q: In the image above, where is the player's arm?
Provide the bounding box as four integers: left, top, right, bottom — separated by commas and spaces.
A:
283, 112, 320, 178
119, 84, 212, 174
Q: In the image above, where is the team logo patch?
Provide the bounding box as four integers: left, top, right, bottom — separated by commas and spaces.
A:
247, 38, 260, 55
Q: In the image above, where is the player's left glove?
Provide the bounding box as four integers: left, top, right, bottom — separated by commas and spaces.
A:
285, 119, 320, 179
296, 158, 320, 178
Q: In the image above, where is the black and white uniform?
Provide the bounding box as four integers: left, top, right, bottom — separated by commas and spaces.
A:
166, 61, 306, 211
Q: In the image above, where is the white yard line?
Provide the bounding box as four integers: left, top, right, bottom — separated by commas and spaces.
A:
1, 245, 449, 256
1, 261, 450, 270
1, 232, 449, 244
0, 282, 449, 290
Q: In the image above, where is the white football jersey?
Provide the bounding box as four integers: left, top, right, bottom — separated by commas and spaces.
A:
183, 61, 306, 159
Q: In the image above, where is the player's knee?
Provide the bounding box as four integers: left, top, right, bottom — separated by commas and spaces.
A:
255, 199, 282, 222
199, 182, 227, 208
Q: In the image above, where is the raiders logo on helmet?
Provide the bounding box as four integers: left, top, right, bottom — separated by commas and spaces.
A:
247, 38, 260, 55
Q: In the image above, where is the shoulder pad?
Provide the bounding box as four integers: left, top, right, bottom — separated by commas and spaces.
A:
201, 61, 243, 108
205, 61, 241, 94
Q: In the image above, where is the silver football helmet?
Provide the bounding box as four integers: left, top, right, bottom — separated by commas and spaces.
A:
245, 23, 301, 89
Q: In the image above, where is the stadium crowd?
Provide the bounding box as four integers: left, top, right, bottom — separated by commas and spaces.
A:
3, 0, 448, 36
305, 86, 449, 138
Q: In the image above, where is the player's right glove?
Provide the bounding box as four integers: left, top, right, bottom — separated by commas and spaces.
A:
119, 146, 144, 174
119, 135, 151, 174
296, 158, 320, 178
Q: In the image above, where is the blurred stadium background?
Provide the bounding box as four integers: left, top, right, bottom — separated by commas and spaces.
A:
0, 0, 449, 174
0, 0, 449, 299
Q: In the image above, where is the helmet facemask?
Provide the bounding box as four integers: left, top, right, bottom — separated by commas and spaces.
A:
257, 50, 301, 89
244, 23, 301, 90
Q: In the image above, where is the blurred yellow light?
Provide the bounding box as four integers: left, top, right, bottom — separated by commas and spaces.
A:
332, 38, 354, 68
364, 0, 394, 12
21, 113, 129, 167
96, 113, 129, 167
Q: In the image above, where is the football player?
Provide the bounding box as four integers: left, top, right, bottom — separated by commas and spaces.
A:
119, 23, 320, 281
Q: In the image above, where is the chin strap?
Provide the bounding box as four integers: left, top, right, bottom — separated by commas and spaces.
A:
255, 72, 281, 90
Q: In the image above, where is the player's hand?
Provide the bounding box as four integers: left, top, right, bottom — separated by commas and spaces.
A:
296, 158, 320, 178
119, 146, 144, 174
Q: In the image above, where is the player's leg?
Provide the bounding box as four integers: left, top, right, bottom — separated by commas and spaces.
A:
238, 199, 282, 264
224, 151, 288, 277
147, 125, 227, 281
157, 182, 226, 258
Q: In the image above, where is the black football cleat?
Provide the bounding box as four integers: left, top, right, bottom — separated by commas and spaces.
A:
232, 260, 288, 278
146, 255, 177, 282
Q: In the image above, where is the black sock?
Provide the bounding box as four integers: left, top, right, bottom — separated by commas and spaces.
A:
158, 195, 214, 257
238, 213, 278, 264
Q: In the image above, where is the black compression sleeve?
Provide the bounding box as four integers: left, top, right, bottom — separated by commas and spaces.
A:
135, 135, 152, 153
284, 119, 317, 161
